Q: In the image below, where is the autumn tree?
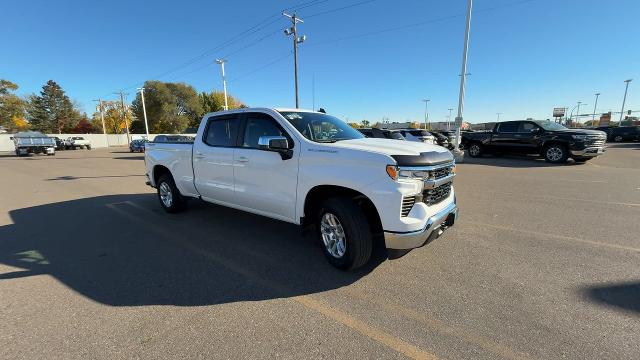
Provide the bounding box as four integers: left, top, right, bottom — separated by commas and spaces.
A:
198, 91, 246, 116
73, 114, 95, 133
130, 81, 203, 133
27, 80, 81, 133
0, 79, 28, 131
91, 101, 131, 134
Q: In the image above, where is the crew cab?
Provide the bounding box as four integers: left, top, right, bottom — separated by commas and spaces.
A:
462, 120, 607, 163
65, 136, 91, 150
145, 108, 458, 270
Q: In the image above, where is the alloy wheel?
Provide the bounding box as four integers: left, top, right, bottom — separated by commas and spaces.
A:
320, 213, 347, 258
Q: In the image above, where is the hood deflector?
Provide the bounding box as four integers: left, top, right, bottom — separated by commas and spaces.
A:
391, 151, 454, 166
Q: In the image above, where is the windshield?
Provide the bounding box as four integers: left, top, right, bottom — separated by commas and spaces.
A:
534, 120, 567, 131
279, 111, 364, 143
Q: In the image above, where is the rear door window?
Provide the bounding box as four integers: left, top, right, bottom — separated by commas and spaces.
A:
204, 116, 239, 147
497, 122, 519, 133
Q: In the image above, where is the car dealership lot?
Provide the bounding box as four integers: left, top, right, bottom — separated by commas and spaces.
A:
1, 145, 639, 359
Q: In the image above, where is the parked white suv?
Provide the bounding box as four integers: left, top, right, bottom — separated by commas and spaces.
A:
145, 108, 458, 270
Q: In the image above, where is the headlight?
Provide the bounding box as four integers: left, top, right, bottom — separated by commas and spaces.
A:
572, 134, 587, 140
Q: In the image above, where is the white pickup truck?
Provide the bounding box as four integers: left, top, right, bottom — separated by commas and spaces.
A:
145, 108, 458, 270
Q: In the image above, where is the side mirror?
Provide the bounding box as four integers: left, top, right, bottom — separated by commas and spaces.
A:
258, 136, 293, 160
531, 128, 540, 133
9, 137, 14, 140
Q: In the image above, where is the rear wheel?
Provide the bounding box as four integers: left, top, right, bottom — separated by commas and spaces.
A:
317, 198, 372, 270
467, 142, 483, 158
544, 143, 568, 163
156, 174, 187, 213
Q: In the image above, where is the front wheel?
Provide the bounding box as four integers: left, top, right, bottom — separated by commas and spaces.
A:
156, 174, 187, 213
317, 198, 372, 270
544, 144, 568, 163
467, 142, 483, 158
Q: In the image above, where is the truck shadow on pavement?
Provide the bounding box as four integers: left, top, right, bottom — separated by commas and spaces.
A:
0, 194, 384, 307
582, 281, 640, 314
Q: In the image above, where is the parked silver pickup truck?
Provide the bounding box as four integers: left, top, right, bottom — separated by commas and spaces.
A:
12, 132, 56, 157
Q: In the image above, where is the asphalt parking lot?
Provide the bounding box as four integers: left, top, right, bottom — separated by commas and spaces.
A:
1, 144, 639, 360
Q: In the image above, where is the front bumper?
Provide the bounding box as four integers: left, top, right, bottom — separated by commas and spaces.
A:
383, 201, 458, 250
570, 146, 606, 157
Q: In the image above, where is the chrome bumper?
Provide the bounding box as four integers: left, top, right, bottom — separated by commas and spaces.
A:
384, 201, 459, 250
570, 146, 606, 157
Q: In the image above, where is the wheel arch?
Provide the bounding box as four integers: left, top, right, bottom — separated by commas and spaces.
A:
152, 165, 172, 186
302, 185, 383, 234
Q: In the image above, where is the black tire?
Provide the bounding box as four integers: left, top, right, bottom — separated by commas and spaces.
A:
317, 197, 372, 270
543, 143, 568, 163
86, 145, 91, 150
467, 142, 483, 158
156, 174, 187, 213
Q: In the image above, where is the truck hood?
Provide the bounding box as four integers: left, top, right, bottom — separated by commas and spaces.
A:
327, 138, 454, 166
547, 128, 606, 136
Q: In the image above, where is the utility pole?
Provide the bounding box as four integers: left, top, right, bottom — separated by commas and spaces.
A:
620, 79, 633, 122
447, 108, 453, 130
312, 73, 315, 111
114, 92, 130, 144
137, 88, 150, 139
215, 59, 229, 111
283, 12, 305, 108
92, 99, 108, 147
454, 0, 473, 158
422, 99, 430, 130
592, 93, 600, 122
575, 101, 583, 126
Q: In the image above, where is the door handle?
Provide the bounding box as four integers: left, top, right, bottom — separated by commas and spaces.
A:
194, 152, 205, 159
236, 156, 249, 163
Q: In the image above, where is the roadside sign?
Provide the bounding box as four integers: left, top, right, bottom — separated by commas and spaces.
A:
553, 107, 565, 117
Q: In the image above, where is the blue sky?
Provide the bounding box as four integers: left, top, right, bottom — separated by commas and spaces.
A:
2, 0, 638, 124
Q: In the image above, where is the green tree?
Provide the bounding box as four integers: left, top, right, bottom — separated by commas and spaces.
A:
360, 120, 370, 127
198, 91, 246, 116
27, 80, 81, 133
130, 81, 203, 133
0, 80, 27, 131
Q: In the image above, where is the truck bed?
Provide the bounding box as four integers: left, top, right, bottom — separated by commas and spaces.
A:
145, 142, 197, 197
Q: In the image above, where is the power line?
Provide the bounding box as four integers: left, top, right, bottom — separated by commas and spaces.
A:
306, 0, 379, 18
228, 52, 294, 83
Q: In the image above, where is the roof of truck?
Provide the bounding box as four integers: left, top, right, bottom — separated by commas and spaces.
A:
202, 107, 319, 118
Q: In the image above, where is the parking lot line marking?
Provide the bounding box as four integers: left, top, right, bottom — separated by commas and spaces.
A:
106, 201, 439, 360
294, 295, 437, 360
466, 220, 640, 253
343, 288, 533, 360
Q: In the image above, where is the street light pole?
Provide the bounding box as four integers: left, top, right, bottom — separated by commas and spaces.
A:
575, 101, 582, 126
454, 0, 473, 157
215, 59, 229, 111
592, 93, 600, 122
620, 79, 633, 122
283, 12, 305, 109
447, 108, 453, 130
137, 88, 150, 139
422, 99, 430, 130
496, 112, 502, 122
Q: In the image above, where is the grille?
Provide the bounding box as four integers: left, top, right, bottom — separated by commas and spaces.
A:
423, 182, 452, 206
585, 137, 605, 147
401, 196, 416, 217
429, 166, 452, 180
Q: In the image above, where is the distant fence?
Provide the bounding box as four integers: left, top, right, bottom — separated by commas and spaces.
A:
0, 133, 168, 152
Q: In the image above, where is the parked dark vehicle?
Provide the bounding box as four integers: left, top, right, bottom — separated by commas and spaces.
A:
52, 136, 65, 150
129, 139, 148, 152
461, 120, 607, 163
358, 128, 405, 140
594, 126, 640, 142
429, 132, 452, 149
